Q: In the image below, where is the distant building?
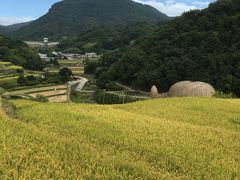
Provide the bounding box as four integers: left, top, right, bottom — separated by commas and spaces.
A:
52, 51, 59, 56
43, 38, 48, 48
39, 53, 51, 62
85, 52, 98, 58
49, 51, 100, 60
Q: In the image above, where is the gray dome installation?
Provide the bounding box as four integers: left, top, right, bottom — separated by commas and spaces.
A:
169, 81, 215, 97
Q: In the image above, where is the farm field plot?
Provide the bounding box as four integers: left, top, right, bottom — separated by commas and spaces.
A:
48, 94, 68, 103
29, 89, 67, 98
58, 59, 82, 67
0, 76, 18, 81
11, 85, 67, 94
0, 76, 19, 89
0, 74, 18, 79
58, 59, 81, 64
9, 85, 68, 103
0, 74, 42, 89
49, 67, 84, 74
0, 98, 240, 179
68, 67, 84, 71
71, 69, 84, 75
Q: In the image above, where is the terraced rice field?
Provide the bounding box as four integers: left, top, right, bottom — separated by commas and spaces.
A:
29, 89, 66, 97
48, 95, 68, 103
0, 97, 239, 179
0, 74, 42, 89
30, 90, 68, 103
0, 76, 18, 82
11, 85, 67, 94
68, 67, 84, 73
58, 60, 82, 67
49, 67, 84, 75
49, 59, 85, 75
68, 67, 84, 70
11, 85, 68, 103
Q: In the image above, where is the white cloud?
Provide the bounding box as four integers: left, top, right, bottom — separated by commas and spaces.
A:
192, 1, 211, 7
0, 17, 36, 26
133, 0, 209, 16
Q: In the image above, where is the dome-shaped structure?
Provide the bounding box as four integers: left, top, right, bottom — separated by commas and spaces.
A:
169, 81, 215, 97
150, 85, 159, 98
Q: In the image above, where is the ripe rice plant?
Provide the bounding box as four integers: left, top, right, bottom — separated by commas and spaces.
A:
0, 97, 239, 179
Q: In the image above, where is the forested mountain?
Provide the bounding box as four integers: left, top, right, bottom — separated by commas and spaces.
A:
12, 0, 169, 40
0, 26, 5, 33
0, 34, 44, 70
97, 0, 240, 96
57, 22, 164, 53
0, 22, 31, 33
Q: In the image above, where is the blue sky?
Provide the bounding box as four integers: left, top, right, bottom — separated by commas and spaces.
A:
0, 0, 59, 25
0, 0, 215, 25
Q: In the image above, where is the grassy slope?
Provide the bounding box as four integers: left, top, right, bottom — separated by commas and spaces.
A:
0, 98, 240, 179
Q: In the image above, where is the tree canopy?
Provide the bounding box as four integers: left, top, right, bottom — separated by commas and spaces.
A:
97, 0, 240, 96
0, 34, 45, 70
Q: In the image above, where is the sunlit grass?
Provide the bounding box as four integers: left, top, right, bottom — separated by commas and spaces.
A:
0, 97, 240, 179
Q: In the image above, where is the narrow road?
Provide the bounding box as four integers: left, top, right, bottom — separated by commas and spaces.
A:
73, 76, 88, 91
115, 82, 150, 95
67, 76, 89, 102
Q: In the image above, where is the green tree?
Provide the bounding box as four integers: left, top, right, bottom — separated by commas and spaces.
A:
17, 75, 27, 85
59, 67, 73, 82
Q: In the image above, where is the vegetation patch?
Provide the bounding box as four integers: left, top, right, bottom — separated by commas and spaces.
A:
6, 65, 23, 70
0, 62, 12, 66
0, 87, 5, 95
95, 90, 146, 104
214, 91, 236, 99
230, 117, 240, 125
0, 34, 45, 70
35, 94, 49, 103
1, 99, 16, 118
70, 91, 96, 104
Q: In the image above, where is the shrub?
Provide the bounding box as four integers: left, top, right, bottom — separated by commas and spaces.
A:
84, 62, 97, 74
59, 67, 72, 82
95, 90, 142, 104
26, 75, 40, 86
95, 67, 107, 79
35, 95, 49, 103
26, 75, 36, 81
1, 99, 17, 118
17, 75, 27, 85
105, 82, 124, 91
0, 87, 5, 95
213, 91, 236, 99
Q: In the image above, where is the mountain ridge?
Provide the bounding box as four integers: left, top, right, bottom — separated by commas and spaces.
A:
0, 21, 32, 33
11, 0, 170, 40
